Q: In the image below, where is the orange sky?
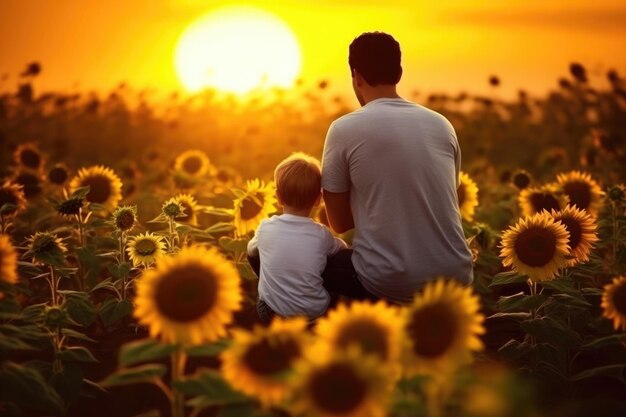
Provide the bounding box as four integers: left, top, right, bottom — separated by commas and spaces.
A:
0, 0, 625, 99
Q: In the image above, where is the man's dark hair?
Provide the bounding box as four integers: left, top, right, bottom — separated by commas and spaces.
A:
349, 32, 402, 86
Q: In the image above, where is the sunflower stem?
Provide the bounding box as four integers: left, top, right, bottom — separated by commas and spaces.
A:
75, 211, 86, 292
528, 280, 537, 347
611, 201, 618, 273
49, 266, 58, 307
170, 347, 187, 417
120, 231, 127, 300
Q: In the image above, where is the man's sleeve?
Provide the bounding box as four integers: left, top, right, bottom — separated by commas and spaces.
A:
321, 123, 350, 193
450, 124, 461, 189
247, 224, 261, 256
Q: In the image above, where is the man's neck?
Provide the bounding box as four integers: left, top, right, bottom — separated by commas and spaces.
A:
282, 205, 313, 217
362, 85, 401, 105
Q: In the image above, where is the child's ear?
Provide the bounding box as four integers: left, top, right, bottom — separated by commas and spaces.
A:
314, 192, 322, 207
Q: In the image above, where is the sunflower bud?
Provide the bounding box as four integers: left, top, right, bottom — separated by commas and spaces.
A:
57, 197, 84, 216
607, 185, 625, 203
44, 306, 68, 328
113, 206, 137, 232
162, 201, 183, 218
512, 170, 532, 190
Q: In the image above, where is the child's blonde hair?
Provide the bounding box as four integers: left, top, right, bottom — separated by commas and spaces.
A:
274, 152, 321, 210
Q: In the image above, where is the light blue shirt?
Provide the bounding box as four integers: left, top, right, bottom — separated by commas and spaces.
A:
322, 97, 473, 303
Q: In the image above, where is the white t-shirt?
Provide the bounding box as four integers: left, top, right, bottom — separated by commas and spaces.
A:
247, 214, 347, 319
321, 97, 473, 303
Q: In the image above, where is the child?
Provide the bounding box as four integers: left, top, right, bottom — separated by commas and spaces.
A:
247, 152, 347, 323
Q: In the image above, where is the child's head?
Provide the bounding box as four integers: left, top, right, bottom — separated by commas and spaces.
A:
274, 152, 321, 211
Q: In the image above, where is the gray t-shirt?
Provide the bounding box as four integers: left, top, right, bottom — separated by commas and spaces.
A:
321, 97, 473, 303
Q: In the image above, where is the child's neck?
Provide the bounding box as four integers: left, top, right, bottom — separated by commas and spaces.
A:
282, 205, 313, 217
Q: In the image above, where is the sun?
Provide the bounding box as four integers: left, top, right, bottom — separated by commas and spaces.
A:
174, 6, 302, 94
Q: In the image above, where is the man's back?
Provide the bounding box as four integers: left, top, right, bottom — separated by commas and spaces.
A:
322, 97, 473, 303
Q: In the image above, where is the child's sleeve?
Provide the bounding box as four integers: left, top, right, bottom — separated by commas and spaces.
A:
326, 229, 348, 256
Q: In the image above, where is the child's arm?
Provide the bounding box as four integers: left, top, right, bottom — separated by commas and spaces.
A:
326, 229, 348, 256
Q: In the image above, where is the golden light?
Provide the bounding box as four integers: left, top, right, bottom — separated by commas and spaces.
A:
174, 6, 302, 95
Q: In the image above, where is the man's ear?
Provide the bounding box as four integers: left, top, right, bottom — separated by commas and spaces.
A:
396, 66, 403, 83
353, 70, 365, 87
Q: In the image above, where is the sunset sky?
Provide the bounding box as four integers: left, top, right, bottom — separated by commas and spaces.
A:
1, 0, 625, 100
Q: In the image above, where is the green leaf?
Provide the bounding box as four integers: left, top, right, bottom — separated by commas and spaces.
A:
581, 334, 626, 350
61, 328, 96, 343
218, 236, 249, 253
0, 333, 38, 351
520, 317, 581, 348
66, 293, 98, 327
0, 361, 65, 417
118, 339, 175, 367
205, 222, 236, 234
19, 303, 47, 321
185, 339, 231, 357
90, 278, 118, 294
57, 346, 98, 363
108, 262, 131, 280
202, 207, 234, 218
489, 271, 528, 287
487, 312, 531, 320
236, 262, 258, 281
100, 364, 167, 388
0, 203, 18, 215
71, 186, 91, 199
497, 339, 532, 362
50, 364, 84, 404
133, 410, 162, 417
540, 279, 580, 296
175, 369, 249, 408
76, 246, 103, 290
569, 364, 625, 383
497, 292, 546, 312
99, 298, 133, 326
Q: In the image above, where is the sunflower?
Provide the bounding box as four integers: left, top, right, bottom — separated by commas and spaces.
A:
173, 150, 214, 179
113, 205, 137, 232
290, 348, 394, 417
518, 184, 567, 216
500, 212, 570, 282
233, 179, 277, 236
402, 279, 485, 377
457, 172, 479, 222
25, 232, 68, 266
69, 165, 123, 215
221, 318, 309, 406
13, 143, 45, 172
134, 245, 242, 345
314, 300, 403, 365
0, 181, 27, 216
47, 163, 70, 186
126, 232, 166, 267
511, 169, 532, 190
601, 276, 626, 332
169, 194, 199, 226
13, 171, 43, 199
556, 171, 604, 217
0, 235, 19, 284
550, 205, 598, 267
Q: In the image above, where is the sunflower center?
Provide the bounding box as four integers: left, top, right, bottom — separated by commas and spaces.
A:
335, 319, 389, 360
558, 217, 582, 251
514, 227, 557, 267
155, 265, 218, 322
612, 284, 626, 315
81, 176, 111, 204
182, 156, 202, 175
242, 337, 300, 375
48, 167, 68, 185
20, 149, 41, 169
407, 303, 458, 358
135, 239, 157, 256
241, 194, 264, 221
530, 192, 560, 214
309, 363, 367, 414
513, 173, 531, 189
457, 183, 466, 207
563, 182, 591, 211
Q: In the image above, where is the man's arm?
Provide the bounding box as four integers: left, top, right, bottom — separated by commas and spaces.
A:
323, 189, 354, 234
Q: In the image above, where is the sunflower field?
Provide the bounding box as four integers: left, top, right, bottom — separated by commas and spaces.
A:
1, 64, 625, 417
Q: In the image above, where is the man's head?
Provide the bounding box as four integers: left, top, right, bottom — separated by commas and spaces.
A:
274, 152, 321, 212
349, 32, 402, 104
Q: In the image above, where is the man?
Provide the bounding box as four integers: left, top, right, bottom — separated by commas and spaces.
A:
321, 31, 473, 304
